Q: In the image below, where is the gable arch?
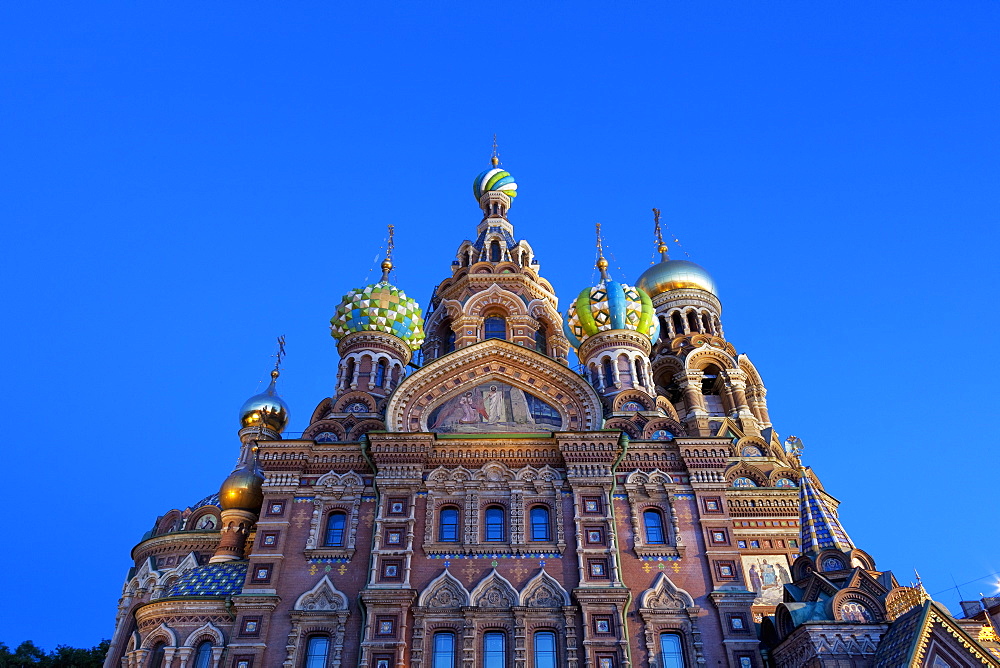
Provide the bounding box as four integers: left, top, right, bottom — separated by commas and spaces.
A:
639, 573, 696, 609
463, 283, 527, 318
469, 569, 518, 608
519, 569, 570, 607
141, 622, 177, 649
385, 339, 603, 432
183, 622, 224, 648
686, 346, 738, 372
418, 569, 470, 608
294, 576, 348, 611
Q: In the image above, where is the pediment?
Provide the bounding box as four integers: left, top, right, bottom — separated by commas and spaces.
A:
520, 569, 570, 607
418, 569, 470, 608
294, 576, 348, 612
385, 339, 603, 433
639, 573, 696, 611
469, 569, 518, 608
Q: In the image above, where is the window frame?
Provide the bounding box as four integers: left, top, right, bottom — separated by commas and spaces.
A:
483, 630, 507, 668
533, 630, 558, 668
659, 632, 686, 668
324, 511, 347, 547
484, 316, 507, 341
303, 635, 330, 668
432, 630, 457, 668
529, 505, 551, 542
192, 641, 213, 668
484, 505, 506, 542
643, 508, 667, 545
438, 506, 460, 543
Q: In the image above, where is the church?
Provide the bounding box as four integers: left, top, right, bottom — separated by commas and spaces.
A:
104, 156, 1000, 668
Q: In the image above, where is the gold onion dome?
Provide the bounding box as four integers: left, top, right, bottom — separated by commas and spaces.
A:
219, 449, 265, 512
636, 259, 717, 298
238, 369, 290, 433
330, 263, 426, 351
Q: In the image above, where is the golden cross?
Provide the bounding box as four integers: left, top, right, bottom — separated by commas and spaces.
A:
386, 224, 395, 262
491, 134, 500, 165
653, 208, 668, 260
273, 335, 286, 372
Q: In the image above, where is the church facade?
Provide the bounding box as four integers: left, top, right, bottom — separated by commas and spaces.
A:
104, 158, 1000, 668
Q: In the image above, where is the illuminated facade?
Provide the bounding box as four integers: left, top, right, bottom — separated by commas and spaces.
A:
104, 158, 1000, 668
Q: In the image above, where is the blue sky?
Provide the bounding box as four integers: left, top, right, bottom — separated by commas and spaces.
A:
2, 1, 998, 650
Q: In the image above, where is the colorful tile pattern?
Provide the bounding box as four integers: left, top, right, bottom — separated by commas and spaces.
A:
564, 279, 658, 351
330, 282, 425, 350
799, 469, 855, 554
167, 561, 247, 598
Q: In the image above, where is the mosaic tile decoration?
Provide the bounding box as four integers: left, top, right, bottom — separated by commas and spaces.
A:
428, 553, 562, 560
564, 279, 658, 351
186, 492, 220, 510
167, 561, 247, 598
307, 557, 352, 564
639, 555, 682, 562
330, 282, 425, 351
799, 471, 854, 554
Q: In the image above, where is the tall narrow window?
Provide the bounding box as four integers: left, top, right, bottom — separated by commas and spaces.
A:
433, 631, 456, 668
701, 313, 712, 333
671, 311, 685, 335
485, 506, 505, 541
344, 359, 356, 386
439, 507, 459, 542
687, 311, 699, 333
304, 636, 330, 668
484, 632, 506, 668
374, 360, 387, 387
635, 361, 646, 387
193, 641, 213, 668
644, 509, 666, 544
149, 644, 166, 668
324, 512, 347, 546
535, 327, 548, 354
445, 331, 456, 353
659, 633, 686, 668
530, 506, 550, 541
490, 240, 501, 262
602, 358, 615, 387
534, 631, 557, 668
484, 317, 506, 340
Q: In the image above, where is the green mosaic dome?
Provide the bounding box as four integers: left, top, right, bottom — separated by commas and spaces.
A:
330, 281, 425, 351
563, 278, 659, 351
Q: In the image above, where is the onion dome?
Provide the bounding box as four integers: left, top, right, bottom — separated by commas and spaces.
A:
330, 260, 425, 351
473, 156, 518, 201
636, 259, 717, 298
239, 369, 290, 433
219, 448, 264, 512
564, 239, 659, 351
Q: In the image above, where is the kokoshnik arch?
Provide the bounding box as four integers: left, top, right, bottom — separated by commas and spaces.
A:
104, 155, 1000, 668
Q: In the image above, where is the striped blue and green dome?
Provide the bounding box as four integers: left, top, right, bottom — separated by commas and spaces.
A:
563, 279, 659, 351
473, 166, 518, 201
330, 281, 425, 351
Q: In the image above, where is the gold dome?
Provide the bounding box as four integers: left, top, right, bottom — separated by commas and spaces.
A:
239, 370, 289, 433
219, 461, 264, 512
636, 259, 717, 298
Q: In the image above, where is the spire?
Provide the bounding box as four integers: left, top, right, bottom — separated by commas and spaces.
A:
491, 133, 500, 167
380, 225, 394, 282
799, 467, 855, 555
595, 223, 610, 282
652, 208, 669, 262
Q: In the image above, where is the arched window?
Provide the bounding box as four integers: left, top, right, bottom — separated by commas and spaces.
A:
485, 506, 505, 541
635, 361, 646, 387
701, 313, 712, 333
530, 506, 550, 541
433, 631, 456, 668
484, 317, 506, 340
602, 358, 615, 387
445, 330, 456, 353
659, 633, 686, 668
324, 512, 347, 546
687, 310, 699, 333
534, 631, 557, 668
484, 632, 506, 668
304, 635, 330, 668
193, 641, 213, 668
439, 506, 459, 542
535, 327, 548, 354
149, 644, 166, 668
643, 509, 666, 544
374, 359, 387, 387
490, 240, 502, 262
671, 311, 685, 335
343, 358, 356, 387
660, 316, 670, 341
590, 367, 600, 387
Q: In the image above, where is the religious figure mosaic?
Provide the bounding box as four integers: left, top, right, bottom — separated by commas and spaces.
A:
742, 554, 792, 606
426, 382, 563, 433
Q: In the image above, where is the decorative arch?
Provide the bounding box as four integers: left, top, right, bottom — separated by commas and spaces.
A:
474, 461, 516, 483
469, 569, 518, 608
642, 418, 682, 439
726, 463, 768, 487
519, 569, 570, 607
464, 283, 527, 318
294, 576, 349, 611
417, 569, 470, 608
831, 589, 885, 623
141, 622, 177, 649
685, 346, 738, 372
182, 622, 225, 648
346, 419, 385, 441
768, 468, 800, 487
613, 390, 655, 412
639, 572, 696, 610
385, 339, 603, 433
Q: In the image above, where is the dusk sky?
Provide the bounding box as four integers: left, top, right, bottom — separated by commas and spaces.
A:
3, 1, 998, 651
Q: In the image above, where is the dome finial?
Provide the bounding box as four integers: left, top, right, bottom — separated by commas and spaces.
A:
380, 224, 395, 282
652, 208, 669, 262
595, 223, 610, 282
491, 133, 500, 167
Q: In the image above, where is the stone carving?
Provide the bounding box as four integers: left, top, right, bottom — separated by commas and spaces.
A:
470, 570, 518, 609
417, 570, 470, 609
293, 576, 348, 612
640, 573, 695, 610
519, 569, 570, 608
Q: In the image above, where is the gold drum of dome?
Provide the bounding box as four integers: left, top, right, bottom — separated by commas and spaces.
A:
636, 259, 717, 298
